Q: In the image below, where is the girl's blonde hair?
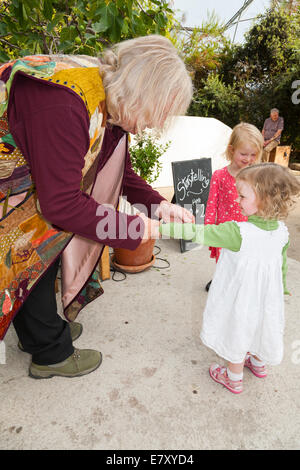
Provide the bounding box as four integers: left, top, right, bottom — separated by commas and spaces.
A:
98, 35, 193, 132
236, 163, 300, 220
225, 122, 264, 162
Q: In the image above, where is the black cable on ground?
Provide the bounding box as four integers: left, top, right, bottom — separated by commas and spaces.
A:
152, 245, 170, 270
109, 245, 170, 281
111, 267, 127, 282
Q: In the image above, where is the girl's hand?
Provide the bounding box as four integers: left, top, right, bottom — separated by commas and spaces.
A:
156, 200, 195, 224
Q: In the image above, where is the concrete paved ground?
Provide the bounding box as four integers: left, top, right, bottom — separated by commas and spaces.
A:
1, 181, 300, 450
285, 197, 300, 262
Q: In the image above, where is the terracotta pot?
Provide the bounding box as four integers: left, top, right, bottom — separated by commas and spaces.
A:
113, 238, 156, 272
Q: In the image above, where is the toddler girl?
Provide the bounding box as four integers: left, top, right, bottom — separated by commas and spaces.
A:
204, 123, 263, 291
160, 163, 300, 394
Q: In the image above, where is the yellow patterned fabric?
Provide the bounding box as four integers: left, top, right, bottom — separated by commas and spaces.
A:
44, 67, 105, 118
0, 55, 107, 340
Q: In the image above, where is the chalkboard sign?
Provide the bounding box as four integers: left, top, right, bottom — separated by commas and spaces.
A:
171, 158, 212, 252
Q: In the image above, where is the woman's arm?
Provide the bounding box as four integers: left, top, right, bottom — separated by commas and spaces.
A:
8, 73, 143, 250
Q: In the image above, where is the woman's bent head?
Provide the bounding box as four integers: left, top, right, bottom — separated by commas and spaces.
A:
99, 35, 193, 133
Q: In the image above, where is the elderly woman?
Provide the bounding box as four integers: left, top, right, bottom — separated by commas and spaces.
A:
0, 35, 193, 379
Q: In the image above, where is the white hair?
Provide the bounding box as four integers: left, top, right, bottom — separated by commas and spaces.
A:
98, 35, 193, 132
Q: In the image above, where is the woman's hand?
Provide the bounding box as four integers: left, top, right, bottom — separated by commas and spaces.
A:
138, 212, 161, 243
156, 200, 195, 224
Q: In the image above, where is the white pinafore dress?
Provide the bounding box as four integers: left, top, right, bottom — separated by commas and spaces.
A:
200, 221, 289, 365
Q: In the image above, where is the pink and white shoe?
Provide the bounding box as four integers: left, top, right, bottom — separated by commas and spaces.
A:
209, 364, 243, 394
244, 356, 267, 378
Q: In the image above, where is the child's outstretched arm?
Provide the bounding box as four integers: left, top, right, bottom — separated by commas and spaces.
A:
159, 221, 242, 251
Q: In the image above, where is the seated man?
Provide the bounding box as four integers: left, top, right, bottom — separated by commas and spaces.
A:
261, 108, 284, 162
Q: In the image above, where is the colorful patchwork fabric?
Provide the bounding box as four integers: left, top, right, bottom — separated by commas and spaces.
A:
0, 55, 107, 340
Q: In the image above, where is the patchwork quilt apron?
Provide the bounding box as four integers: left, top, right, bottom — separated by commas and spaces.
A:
0, 55, 126, 339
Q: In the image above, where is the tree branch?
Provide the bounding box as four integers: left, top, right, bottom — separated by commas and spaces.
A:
0, 38, 21, 50
135, 1, 155, 20
36, 12, 50, 53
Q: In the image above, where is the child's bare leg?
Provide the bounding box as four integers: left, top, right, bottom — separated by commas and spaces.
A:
226, 360, 244, 385
228, 361, 245, 375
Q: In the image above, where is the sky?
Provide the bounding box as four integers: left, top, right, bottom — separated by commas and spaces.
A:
171, 0, 271, 43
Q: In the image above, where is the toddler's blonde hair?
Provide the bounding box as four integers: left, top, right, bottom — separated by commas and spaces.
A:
225, 122, 264, 162
98, 35, 193, 132
236, 163, 300, 220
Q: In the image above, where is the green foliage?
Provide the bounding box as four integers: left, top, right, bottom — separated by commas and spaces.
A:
189, 6, 300, 160
129, 131, 170, 184
188, 74, 241, 127
0, 0, 175, 62
172, 11, 231, 88
1, 1, 299, 161
223, 7, 298, 86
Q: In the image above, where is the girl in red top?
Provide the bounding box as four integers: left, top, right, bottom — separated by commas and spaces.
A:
204, 122, 263, 290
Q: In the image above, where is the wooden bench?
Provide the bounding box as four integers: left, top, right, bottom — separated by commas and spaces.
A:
269, 145, 291, 167
99, 245, 111, 280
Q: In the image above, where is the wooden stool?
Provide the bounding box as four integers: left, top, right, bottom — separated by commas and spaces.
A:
99, 245, 111, 281
269, 146, 291, 167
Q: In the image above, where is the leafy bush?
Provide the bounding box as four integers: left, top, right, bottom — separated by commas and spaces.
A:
188, 6, 300, 160
188, 74, 241, 128
0, 0, 174, 62
129, 131, 170, 184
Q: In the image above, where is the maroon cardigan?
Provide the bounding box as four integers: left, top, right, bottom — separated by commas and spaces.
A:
7, 72, 165, 250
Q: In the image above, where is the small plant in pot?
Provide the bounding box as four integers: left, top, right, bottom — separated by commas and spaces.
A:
113, 130, 170, 273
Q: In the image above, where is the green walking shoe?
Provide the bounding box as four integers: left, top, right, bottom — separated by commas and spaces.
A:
18, 321, 83, 352
29, 348, 102, 379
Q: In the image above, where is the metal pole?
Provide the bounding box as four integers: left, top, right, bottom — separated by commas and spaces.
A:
224, 0, 255, 30
233, 1, 246, 43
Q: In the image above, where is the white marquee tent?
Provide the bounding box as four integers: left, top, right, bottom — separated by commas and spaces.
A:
151, 116, 232, 188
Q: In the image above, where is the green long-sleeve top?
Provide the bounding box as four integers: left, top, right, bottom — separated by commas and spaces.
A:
159, 215, 290, 294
